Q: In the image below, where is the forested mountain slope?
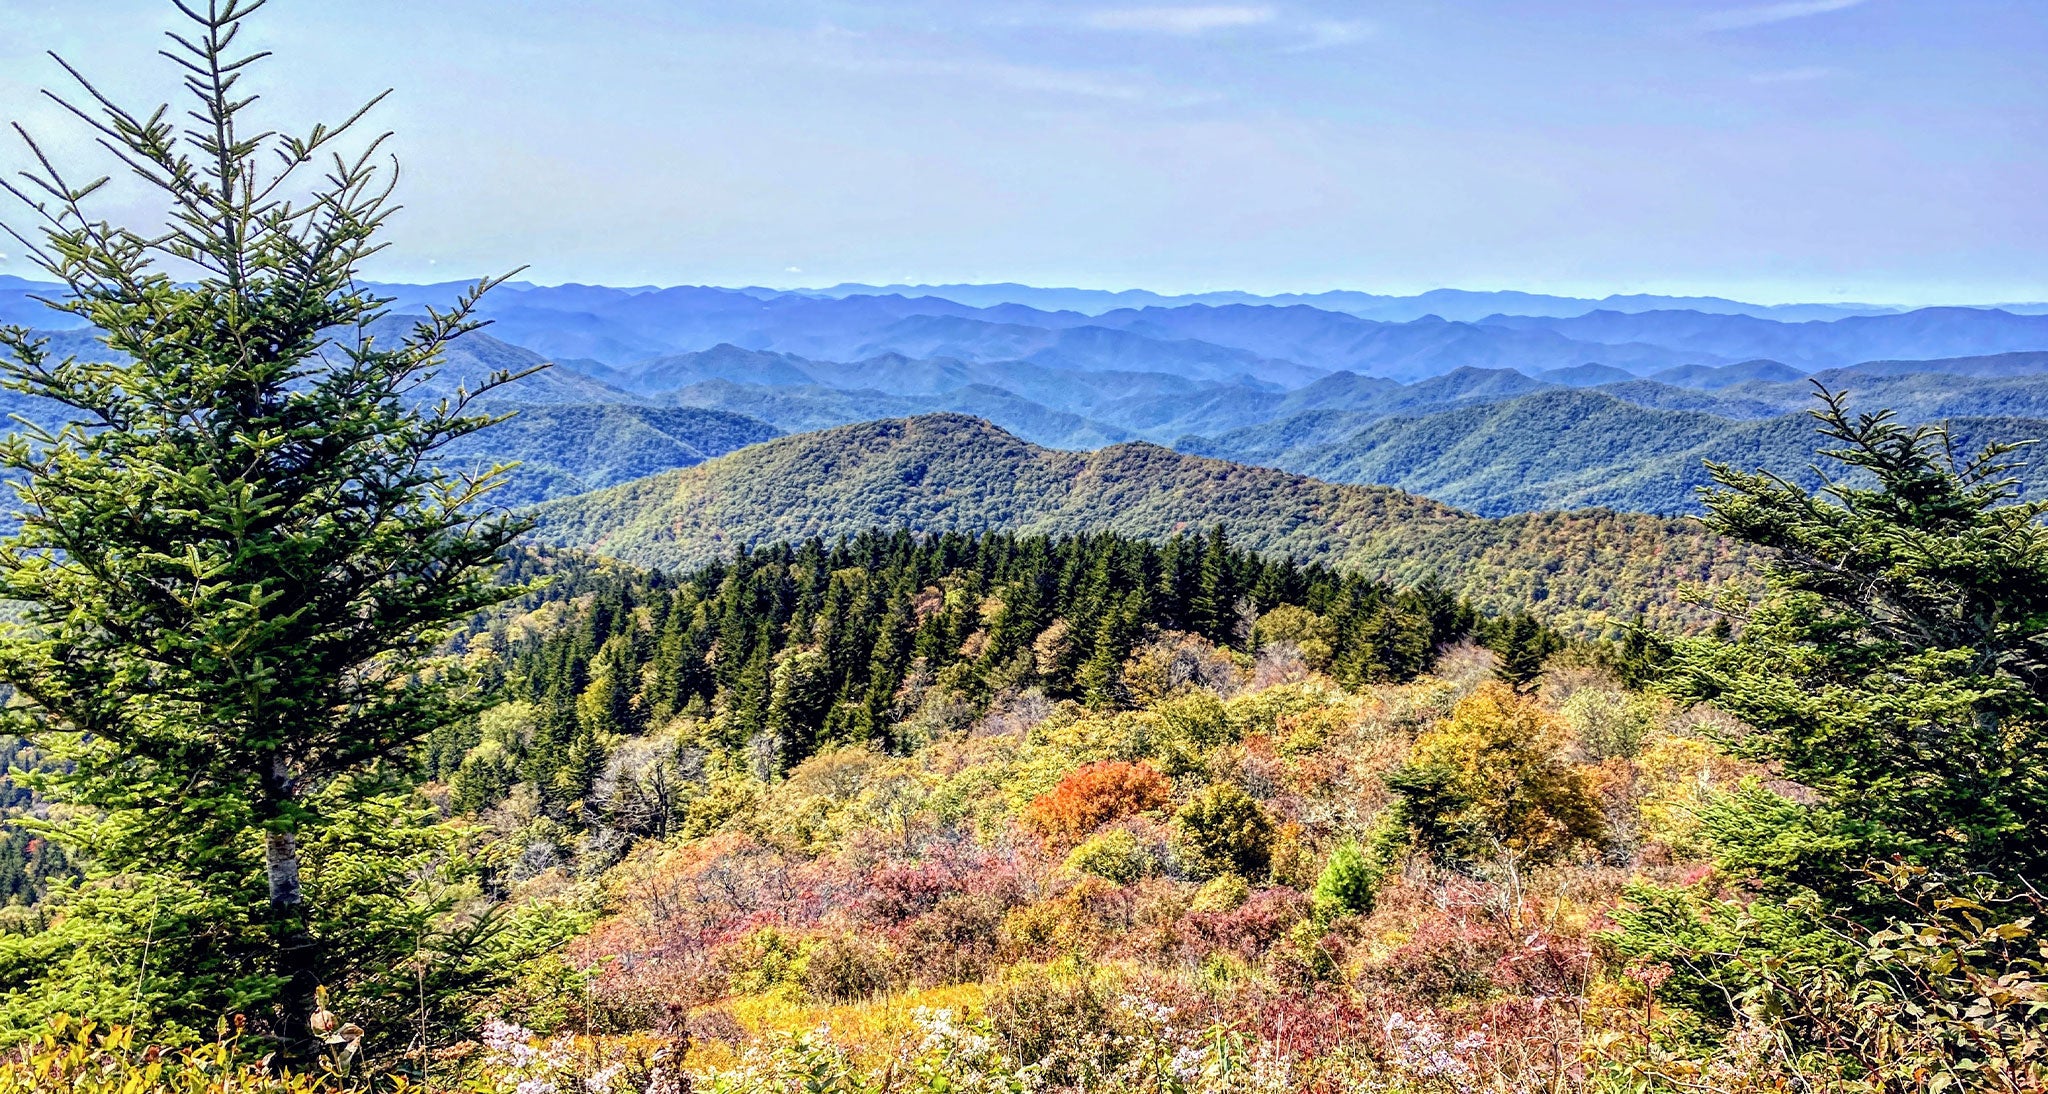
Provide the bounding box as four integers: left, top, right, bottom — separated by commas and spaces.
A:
1185, 388, 2048, 516
531, 413, 1748, 631
445, 403, 782, 504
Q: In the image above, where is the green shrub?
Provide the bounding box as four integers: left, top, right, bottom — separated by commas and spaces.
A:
1695, 783, 1864, 902
1603, 881, 1849, 1027
1386, 683, 1604, 868
1252, 606, 1335, 669
1152, 689, 1234, 751
1311, 838, 1383, 919
1598, 867, 2048, 1092
1189, 874, 1251, 913
718, 927, 807, 997
1559, 686, 1655, 761
1169, 784, 1273, 880
0, 1017, 332, 1094
1063, 829, 1156, 884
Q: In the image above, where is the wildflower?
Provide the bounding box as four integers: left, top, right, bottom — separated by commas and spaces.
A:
482, 1017, 538, 1054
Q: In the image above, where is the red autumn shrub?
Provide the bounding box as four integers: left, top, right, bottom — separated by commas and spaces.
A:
1226, 983, 1377, 1062
850, 860, 959, 926
843, 834, 1035, 931
1180, 886, 1312, 962
1371, 904, 1513, 1006
1026, 761, 1171, 844
577, 946, 727, 1034
1489, 925, 1593, 998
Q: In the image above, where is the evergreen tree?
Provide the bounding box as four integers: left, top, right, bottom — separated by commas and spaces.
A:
0, 0, 530, 1041
643, 606, 691, 725
1671, 392, 2048, 882
553, 723, 609, 804
577, 638, 639, 738
1484, 611, 1562, 691
1187, 527, 1234, 642
474, 529, 1474, 805
722, 628, 774, 751
764, 646, 834, 771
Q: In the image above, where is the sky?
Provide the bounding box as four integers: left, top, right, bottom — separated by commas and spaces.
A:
0, 0, 2042, 304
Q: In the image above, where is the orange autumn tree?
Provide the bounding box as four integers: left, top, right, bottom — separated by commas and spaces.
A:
1026, 761, 1171, 844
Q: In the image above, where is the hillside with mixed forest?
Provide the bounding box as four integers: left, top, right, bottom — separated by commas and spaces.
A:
531, 413, 1748, 631
1181, 387, 2048, 515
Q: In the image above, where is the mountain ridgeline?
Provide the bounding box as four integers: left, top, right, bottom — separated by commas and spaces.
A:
531, 414, 1750, 632
11, 278, 2048, 520
1180, 386, 2048, 516
429, 298, 2048, 518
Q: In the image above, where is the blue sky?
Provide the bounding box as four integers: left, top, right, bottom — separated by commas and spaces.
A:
1, 0, 2041, 303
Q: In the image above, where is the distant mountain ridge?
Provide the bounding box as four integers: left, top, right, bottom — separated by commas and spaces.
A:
10, 276, 2048, 523
1184, 388, 2048, 517
13, 276, 2048, 383
397, 284, 2048, 385
1482, 308, 2048, 369
760, 281, 1924, 322
530, 413, 1751, 632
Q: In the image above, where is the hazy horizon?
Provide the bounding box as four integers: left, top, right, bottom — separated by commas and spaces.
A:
5, 267, 2043, 311
4, 1, 2043, 305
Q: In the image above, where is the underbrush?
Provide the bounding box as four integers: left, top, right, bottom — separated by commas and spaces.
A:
7, 639, 2039, 1093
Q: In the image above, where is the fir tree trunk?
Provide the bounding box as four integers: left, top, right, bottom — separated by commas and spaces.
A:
264, 755, 317, 1050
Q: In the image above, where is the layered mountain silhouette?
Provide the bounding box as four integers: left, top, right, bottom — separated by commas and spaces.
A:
8, 277, 2048, 520
1181, 388, 2048, 517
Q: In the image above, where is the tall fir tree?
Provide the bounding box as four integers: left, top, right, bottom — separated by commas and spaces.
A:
1671, 391, 2048, 883
0, 0, 531, 1045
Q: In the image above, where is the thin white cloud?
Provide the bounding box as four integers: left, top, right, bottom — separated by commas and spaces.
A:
1084, 6, 1277, 35
803, 20, 1221, 106
1702, 0, 1870, 31
967, 58, 1157, 100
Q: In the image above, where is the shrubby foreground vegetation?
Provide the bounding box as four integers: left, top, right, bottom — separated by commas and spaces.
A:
0, 4, 2043, 1093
